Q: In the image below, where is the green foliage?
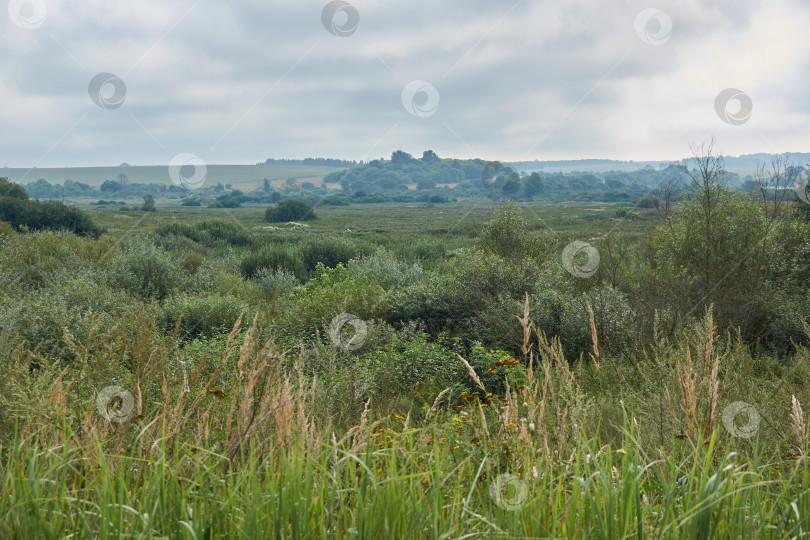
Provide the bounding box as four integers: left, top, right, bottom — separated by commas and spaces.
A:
105, 240, 184, 300
283, 263, 389, 339
648, 188, 773, 336
350, 249, 424, 290
254, 267, 300, 303
358, 331, 458, 398
240, 243, 304, 279
155, 219, 252, 247
0, 197, 102, 237
141, 194, 156, 212
300, 237, 366, 272
0, 272, 130, 361
479, 202, 548, 260
0, 177, 29, 199
265, 199, 315, 223
159, 293, 246, 340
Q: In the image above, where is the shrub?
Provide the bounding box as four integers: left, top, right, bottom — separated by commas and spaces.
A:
240, 244, 304, 279
105, 240, 184, 300
0, 273, 131, 361
208, 199, 241, 208
479, 202, 547, 260
350, 249, 423, 290
265, 199, 316, 223
390, 250, 542, 341
0, 230, 91, 291
282, 263, 389, 340
300, 237, 364, 272
159, 293, 247, 340
0, 197, 102, 237
180, 199, 202, 206
357, 332, 458, 399
254, 267, 300, 303
154, 219, 252, 247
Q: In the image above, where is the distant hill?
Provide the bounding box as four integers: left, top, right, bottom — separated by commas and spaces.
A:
260, 158, 358, 168
510, 153, 810, 174
0, 164, 345, 187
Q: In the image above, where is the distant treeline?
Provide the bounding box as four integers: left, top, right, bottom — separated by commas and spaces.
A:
260, 158, 359, 168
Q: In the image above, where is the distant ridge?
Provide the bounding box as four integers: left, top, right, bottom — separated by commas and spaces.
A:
260, 158, 359, 168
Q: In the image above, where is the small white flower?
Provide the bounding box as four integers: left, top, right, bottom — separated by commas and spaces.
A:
528, 422, 536, 432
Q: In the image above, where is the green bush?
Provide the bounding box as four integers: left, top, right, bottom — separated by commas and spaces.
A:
357, 332, 458, 400
0, 230, 95, 291
254, 267, 300, 303
159, 293, 247, 340
0, 273, 131, 361
0, 197, 102, 237
300, 237, 364, 272
479, 201, 547, 260
155, 219, 252, 248
240, 243, 304, 279
265, 200, 316, 223
282, 263, 389, 340
390, 250, 542, 343
350, 249, 423, 290
106, 240, 184, 300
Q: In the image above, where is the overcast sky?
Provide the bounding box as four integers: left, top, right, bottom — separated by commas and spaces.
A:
1, 0, 808, 167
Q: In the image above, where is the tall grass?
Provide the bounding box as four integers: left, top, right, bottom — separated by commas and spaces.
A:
2, 302, 810, 537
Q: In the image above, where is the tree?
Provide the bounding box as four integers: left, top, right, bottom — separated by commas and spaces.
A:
0, 177, 29, 200
285, 177, 296, 186
391, 150, 413, 164
422, 150, 440, 163
647, 141, 785, 339
140, 194, 156, 212
263, 178, 272, 193
523, 172, 544, 199
270, 191, 282, 203
480, 202, 542, 260
117, 173, 129, 195
416, 178, 437, 190
481, 162, 503, 188
100, 179, 121, 193
265, 199, 316, 223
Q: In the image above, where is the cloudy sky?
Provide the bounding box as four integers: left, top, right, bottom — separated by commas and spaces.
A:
1, 0, 808, 167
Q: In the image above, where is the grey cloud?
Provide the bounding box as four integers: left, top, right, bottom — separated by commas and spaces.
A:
0, 0, 808, 167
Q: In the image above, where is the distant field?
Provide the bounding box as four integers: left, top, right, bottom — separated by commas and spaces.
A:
89, 200, 657, 248
0, 164, 346, 188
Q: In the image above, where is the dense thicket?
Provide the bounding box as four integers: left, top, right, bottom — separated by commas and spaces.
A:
0, 178, 101, 236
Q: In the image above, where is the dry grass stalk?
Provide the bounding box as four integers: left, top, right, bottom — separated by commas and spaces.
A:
587, 303, 600, 370
457, 354, 487, 393
791, 395, 805, 451
431, 388, 450, 410
518, 293, 533, 361
677, 345, 698, 441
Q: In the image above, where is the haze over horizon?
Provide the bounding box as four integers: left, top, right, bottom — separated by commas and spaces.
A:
2, 0, 808, 168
